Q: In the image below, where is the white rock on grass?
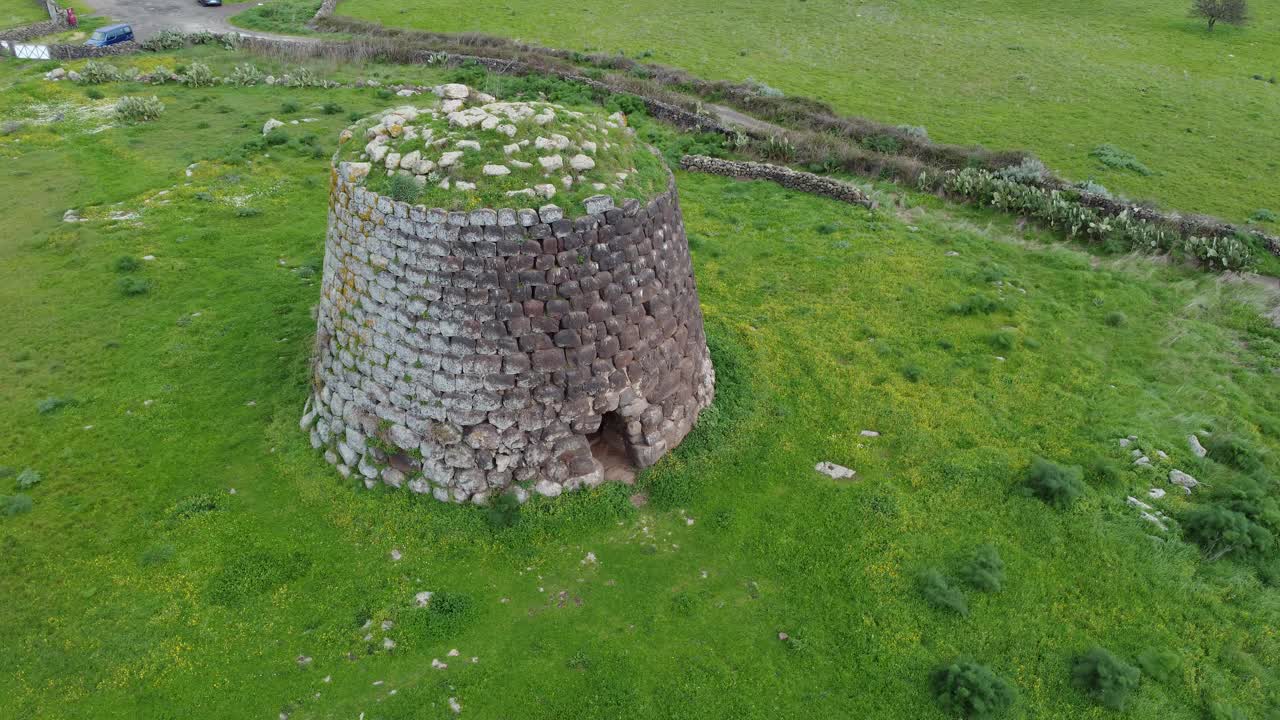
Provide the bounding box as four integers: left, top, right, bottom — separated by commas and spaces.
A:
1169, 469, 1199, 494
815, 462, 855, 480
439, 83, 469, 99
1188, 434, 1208, 457
415, 590, 434, 607
538, 155, 563, 172
448, 697, 462, 714
503, 143, 521, 155
506, 188, 537, 198
534, 184, 557, 198
509, 160, 533, 169
497, 123, 517, 137
455, 181, 476, 191
569, 154, 596, 171
483, 164, 510, 176
441, 99, 463, 113
439, 151, 464, 167
263, 118, 284, 135
581, 140, 597, 154
860, 430, 880, 437
384, 152, 401, 171
583, 195, 614, 214
1148, 488, 1166, 499
456, 139, 481, 151
399, 150, 420, 170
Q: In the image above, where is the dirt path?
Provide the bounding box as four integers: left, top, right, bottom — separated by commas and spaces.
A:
704, 102, 785, 137
83, 0, 301, 40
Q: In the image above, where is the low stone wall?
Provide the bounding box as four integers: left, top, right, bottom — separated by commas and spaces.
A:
303, 160, 715, 504
48, 41, 138, 59
680, 155, 877, 209
0, 17, 63, 42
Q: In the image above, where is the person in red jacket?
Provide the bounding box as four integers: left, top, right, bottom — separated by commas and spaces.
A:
66, 7, 77, 27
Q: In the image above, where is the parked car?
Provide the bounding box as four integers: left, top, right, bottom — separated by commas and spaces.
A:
83, 23, 133, 47
198, 0, 223, 6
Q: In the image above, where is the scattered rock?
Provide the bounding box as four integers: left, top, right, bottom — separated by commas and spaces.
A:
569, 153, 596, 171
814, 461, 855, 480
415, 590, 434, 607
62, 209, 82, 222
382, 637, 396, 650
945, 250, 960, 257
439, 83, 469, 99
582, 552, 597, 565
859, 430, 880, 437
263, 118, 285, 135
1118, 438, 1131, 448
45, 68, 66, 81
582, 194, 614, 214
778, 632, 789, 641
296, 655, 313, 667
482, 164, 510, 176
431, 658, 448, 669
448, 697, 462, 714
1169, 469, 1199, 494
1148, 488, 1166, 499
390, 548, 402, 561
447, 648, 459, 657
1125, 496, 1152, 511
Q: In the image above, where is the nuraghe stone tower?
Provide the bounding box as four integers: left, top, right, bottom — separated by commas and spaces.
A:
301, 85, 714, 504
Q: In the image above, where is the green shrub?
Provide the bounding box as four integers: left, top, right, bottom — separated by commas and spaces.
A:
139, 544, 176, 566
485, 492, 521, 529
1136, 648, 1179, 684
385, 172, 421, 203
141, 30, 186, 51
930, 660, 1016, 718
902, 364, 923, 383
862, 134, 901, 154
1182, 504, 1274, 561
15, 468, 41, 490
235, 207, 261, 218
85, 87, 104, 100
919, 568, 968, 615
1249, 208, 1276, 223
398, 590, 476, 642
167, 493, 222, 521
2, 494, 34, 516
1104, 311, 1127, 327
321, 101, 344, 115
960, 544, 1005, 592
1071, 647, 1141, 710
1203, 434, 1265, 474
1090, 144, 1152, 175
264, 128, 290, 146
229, 63, 263, 86
206, 549, 313, 605
78, 61, 121, 84
281, 100, 300, 114
117, 277, 151, 296
996, 157, 1047, 183
1077, 179, 1112, 198
181, 63, 216, 88
946, 294, 1000, 315
114, 255, 140, 272
36, 397, 74, 415
1025, 457, 1085, 509
115, 95, 165, 122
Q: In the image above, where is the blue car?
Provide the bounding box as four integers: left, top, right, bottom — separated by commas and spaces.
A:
84, 23, 134, 47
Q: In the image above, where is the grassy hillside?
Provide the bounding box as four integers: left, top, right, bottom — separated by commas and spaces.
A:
1, 49, 1279, 719
0, 0, 48, 28
332, 0, 1280, 226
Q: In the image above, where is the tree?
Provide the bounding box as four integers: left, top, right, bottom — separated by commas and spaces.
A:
1191, 0, 1248, 30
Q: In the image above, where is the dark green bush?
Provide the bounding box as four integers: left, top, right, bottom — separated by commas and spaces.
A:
1203, 434, 1265, 474
1025, 457, 1085, 509
1090, 144, 1152, 175
280, 100, 300, 114
1071, 647, 1141, 710
206, 549, 313, 606
114, 255, 140, 272
961, 544, 1005, 592
486, 492, 521, 529
946, 294, 1000, 315
1104, 311, 1127, 327
2, 494, 34, 516
930, 660, 1016, 718
919, 568, 968, 615
85, 87, 104, 100
1182, 504, 1274, 561
321, 101, 344, 115
117, 277, 151, 296
1136, 648, 1179, 684
37, 397, 74, 415
166, 493, 222, 522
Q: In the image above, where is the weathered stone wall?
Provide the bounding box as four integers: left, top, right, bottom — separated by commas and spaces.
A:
680, 154, 878, 209
302, 158, 715, 504
0, 17, 64, 42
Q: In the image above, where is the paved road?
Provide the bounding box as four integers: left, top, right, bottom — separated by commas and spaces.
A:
85, 0, 295, 39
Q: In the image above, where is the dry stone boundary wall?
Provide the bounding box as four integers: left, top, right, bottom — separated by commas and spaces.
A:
302, 155, 715, 504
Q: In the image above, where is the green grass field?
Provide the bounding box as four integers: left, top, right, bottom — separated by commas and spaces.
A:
0, 0, 49, 28
331, 0, 1280, 226
2, 48, 1279, 718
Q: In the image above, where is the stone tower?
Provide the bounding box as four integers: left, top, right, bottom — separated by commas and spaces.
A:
301, 88, 714, 504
